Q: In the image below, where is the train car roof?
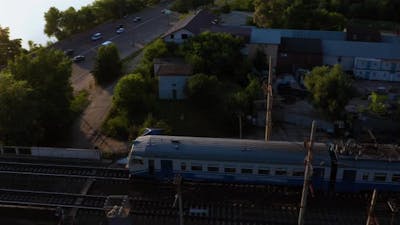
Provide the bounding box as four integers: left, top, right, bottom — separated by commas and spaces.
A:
337, 158, 400, 171
132, 135, 332, 166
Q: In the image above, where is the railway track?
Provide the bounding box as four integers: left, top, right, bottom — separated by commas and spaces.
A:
0, 161, 129, 181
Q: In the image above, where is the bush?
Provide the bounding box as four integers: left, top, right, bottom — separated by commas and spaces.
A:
70, 90, 90, 115
220, 4, 231, 13
102, 114, 129, 138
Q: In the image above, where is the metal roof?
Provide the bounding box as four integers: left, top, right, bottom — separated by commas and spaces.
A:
250, 28, 345, 44
322, 40, 400, 59
132, 135, 331, 166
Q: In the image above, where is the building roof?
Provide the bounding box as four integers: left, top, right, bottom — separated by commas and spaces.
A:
163, 10, 217, 37
154, 58, 192, 76
208, 25, 251, 42
250, 28, 346, 44
346, 26, 381, 42
322, 40, 400, 59
132, 135, 331, 165
280, 38, 322, 54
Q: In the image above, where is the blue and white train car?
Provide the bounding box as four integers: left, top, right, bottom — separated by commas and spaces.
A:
333, 146, 400, 192
128, 135, 334, 191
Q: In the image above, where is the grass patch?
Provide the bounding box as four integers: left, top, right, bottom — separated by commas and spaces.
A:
70, 90, 90, 115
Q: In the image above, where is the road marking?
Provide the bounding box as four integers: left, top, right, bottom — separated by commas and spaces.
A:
80, 14, 166, 55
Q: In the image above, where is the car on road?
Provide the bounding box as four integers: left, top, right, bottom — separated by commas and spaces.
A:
102, 41, 113, 46
116, 27, 125, 34
72, 55, 85, 63
91, 33, 103, 41
161, 9, 171, 14
133, 16, 141, 22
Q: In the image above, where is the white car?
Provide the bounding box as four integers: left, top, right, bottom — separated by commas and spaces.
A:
116, 27, 125, 34
133, 16, 141, 22
101, 41, 113, 46
91, 33, 102, 41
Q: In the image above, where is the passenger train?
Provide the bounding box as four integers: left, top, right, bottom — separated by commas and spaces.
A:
127, 135, 400, 192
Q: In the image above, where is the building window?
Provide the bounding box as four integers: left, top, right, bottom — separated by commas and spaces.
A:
191, 164, 202, 171
292, 170, 305, 177
362, 173, 369, 181
241, 168, 253, 174
374, 173, 387, 182
170, 34, 174, 39
224, 167, 236, 173
392, 174, 400, 183
181, 162, 186, 171
258, 168, 269, 175
275, 169, 287, 176
207, 166, 219, 172
181, 34, 188, 39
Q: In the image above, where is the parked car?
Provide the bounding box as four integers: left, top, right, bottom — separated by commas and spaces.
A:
116, 27, 125, 34
91, 33, 103, 41
133, 16, 141, 22
102, 41, 113, 46
72, 55, 85, 63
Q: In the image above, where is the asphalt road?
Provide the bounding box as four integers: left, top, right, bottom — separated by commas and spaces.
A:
53, 2, 175, 92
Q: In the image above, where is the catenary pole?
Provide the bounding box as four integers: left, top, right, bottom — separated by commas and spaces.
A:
265, 56, 273, 142
298, 120, 316, 225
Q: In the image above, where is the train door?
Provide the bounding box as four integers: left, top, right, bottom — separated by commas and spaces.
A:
161, 160, 173, 178
148, 159, 155, 175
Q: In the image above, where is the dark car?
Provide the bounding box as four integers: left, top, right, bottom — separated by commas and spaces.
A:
72, 55, 85, 63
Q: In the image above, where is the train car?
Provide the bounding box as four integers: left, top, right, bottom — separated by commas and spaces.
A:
128, 135, 334, 191
333, 144, 400, 192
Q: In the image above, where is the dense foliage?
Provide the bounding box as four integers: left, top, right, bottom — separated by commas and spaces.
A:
253, 0, 400, 30
0, 26, 22, 69
304, 65, 353, 120
186, 73, 222, 107
369, 92, 388, 116
44, 0, 148, 40
93, 44, 122, 84
1, 48, 73, 145
182, 32, 246, 81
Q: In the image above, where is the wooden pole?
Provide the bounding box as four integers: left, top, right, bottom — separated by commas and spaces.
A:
366, 189, 378, 225
176, 175, 184, 225
265, 56, 273, 142
298, 120, 316, 225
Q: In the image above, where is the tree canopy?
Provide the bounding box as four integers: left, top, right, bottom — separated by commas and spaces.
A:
0, 26, 22, 69
182, 32, 245, 81
304, 65, 353, 120
369, 92, 388, 116
93, 44, 122, 84
186, 73, 222, 108
1, 48, 72, 144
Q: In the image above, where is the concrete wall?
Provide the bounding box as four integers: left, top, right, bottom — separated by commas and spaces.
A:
158, 76, 189, 99
163, 29, 193, 43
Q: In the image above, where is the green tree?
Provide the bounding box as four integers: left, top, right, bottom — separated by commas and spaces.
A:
93, 44, 122, 84
44, 7, 64, 39
369, 92, 388, 115
8, 47, 73, 144
182, 32, 244, 80
113, 73, 156, 117
135, 39, 169, 77
0, 26, 22, 69
0, 73, 40, 145
304, 65, 353, 120
253, 0, 288, 28
186, 73, 222, 107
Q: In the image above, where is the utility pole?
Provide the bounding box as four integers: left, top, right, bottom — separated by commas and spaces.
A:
265, 56, 273, 142
298, 120, 316, 225
366, 189, 378, 225
174, 175, 184, 225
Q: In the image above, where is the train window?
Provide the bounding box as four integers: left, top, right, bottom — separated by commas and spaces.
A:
241, 168, 253, 174
224, 168, 236, 173
392, 174, 400, 183
258, 169, 269, 175
374, 173, 387, 182
342, 170, 356, 182
191, 164, 202, 171
181, 162, 186, 171
293, 170, 305, 177
207, 166, 219, 172
362, 173, 369, 181
275, 169, 287, 176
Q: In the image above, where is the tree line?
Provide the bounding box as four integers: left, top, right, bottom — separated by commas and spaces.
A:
44, 0, 158, 40
252, 0, 400, 30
